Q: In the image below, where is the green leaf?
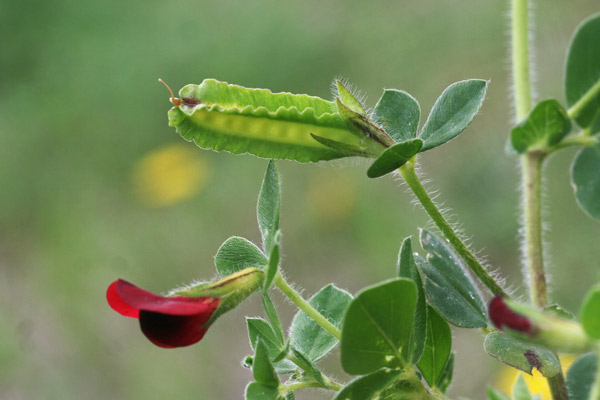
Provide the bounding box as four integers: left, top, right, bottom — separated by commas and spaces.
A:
335, 98, 395, 148
373, 89, 421, 143
417, 306, 452, 389
215, 236, 267, 277
333, 369, 402, 400
419, 79, 488, 151
264, 235, 280, 291
262, 293, 285, 345
580, 284, 600, 339
169, 79, 369, 163
513, 375, 533, 400
336, 81, 367, 116
436, 353, 454, 393
417, 230, 487, 328
544, 305, 575, 320
289, 284, 352, 362
571, 142, 600, 220
340, 278, 417, 375
289, 348, 327, 387
253, 339, 280, 386
397, 237, 427, 364
258, 161, 281, 254
565, 13, 600, 133
510, 100, 571, 153
247, 318, 295, 374
367, 139, 422, 178
566, 353, 597, 400
484, 332, 561, 377
245, 382, 279, 400
486, 387, 510, 400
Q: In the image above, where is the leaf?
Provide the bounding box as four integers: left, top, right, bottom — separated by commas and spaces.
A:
252, 339, 279, 387
247, 318, 295, 374
289, 348, 327, 387
215, 236, 267, 277
486, 387, 510, 400
335, 98, 395, 148
169, 79, 369, 162
566, 353, 597, 400
510, 100, 571, 153
565, 13, 600, 133
544, 305, 575, 320
289, 284, 352, 362
484, 332, 561, 377
245, 382, 279, 400
417, 230, 488, 328
513, 375, 533, 400
258, 161, 281, 254
417, 306, 452, 389
264, 235, 280, 291
373, 89, 421, 143
366, 139, 422, 178
340, 278, 417, 375
419, 79, 488, 151
396, 237, 427, 364
436, 353, 454, 394
262, 293, 285, 345
580, 284, 600, 339
333, 369, 402, 400
247, 318, 284, 356
571, 142, 600, 220
336, 81, 367, 116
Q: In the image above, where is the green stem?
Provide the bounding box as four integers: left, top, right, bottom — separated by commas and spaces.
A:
550, 130, 597, 153
273, 272, 342, 340
567, 78, 600, 120
511, 0, 533, 121
398, 162, 508, 297
547, 366, 569, 400
279, 381, 326, 394
521, 151, 548, 308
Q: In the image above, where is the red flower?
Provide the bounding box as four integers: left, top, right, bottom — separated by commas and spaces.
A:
107, 279, 220, 348
488, 296, 534, 336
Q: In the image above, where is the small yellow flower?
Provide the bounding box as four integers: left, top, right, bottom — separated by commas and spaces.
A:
131, 144, 210, 207
495, 355, 576, 399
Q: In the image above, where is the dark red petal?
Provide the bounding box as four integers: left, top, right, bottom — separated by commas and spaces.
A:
488, 296, 533, 335
139, 310, 213, 348
107, 280, 139, 318
111, 279, 220, 316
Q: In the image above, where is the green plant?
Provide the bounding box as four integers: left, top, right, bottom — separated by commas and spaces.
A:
109, 4, 600, 399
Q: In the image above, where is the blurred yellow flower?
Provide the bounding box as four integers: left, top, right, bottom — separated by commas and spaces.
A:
306, 170, 356, 227
131, 144, 210, 207
494, 355, 576, 399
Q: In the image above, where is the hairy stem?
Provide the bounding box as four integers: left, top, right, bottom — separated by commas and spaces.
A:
511, 0, 533, 121
273, 272, 342, 340
521, 151, 548, 308
398, 162, 508, 297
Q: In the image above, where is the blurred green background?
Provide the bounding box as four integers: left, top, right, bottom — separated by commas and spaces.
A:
2, 0, 599, 398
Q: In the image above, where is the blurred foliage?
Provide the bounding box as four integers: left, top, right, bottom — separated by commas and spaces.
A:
1, 0, 599, 398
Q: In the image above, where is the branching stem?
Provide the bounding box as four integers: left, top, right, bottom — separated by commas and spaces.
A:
398, 162, 508, 297
273, 272, 342, 340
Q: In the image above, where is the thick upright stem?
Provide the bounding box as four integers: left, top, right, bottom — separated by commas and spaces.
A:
547, 367, 569, 400
511, 0, 533, 121
521, 151, 548, 307
398, 163, 508, 297
273, 273, 342, 340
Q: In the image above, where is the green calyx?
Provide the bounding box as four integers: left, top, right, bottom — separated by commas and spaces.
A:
171, 267, 265, 323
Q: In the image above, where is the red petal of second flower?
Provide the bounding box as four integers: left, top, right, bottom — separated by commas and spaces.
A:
139, 310, 213, 348
109, 279, 219, 316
